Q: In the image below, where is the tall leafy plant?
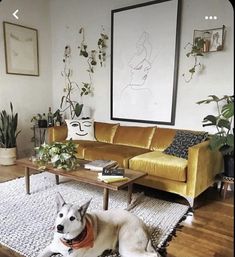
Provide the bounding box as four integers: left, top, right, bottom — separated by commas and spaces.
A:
197, 95, 234, 155
0, 102, 21, 148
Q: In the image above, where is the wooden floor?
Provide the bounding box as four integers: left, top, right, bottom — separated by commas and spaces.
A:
0, 164, 234, 257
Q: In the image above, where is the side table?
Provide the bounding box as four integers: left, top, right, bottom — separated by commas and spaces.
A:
219, 174, 234, 200
32, 126, 47, 147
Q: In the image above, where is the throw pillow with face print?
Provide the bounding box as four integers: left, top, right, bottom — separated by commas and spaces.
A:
65, 119, 96, 141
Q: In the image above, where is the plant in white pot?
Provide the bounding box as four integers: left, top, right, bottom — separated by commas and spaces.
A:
0, 102, 21, 165
197, 95, 234, 177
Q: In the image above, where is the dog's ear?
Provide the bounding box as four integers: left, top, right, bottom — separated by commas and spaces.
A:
79, 198, 92, 218
56, 192, 66, 211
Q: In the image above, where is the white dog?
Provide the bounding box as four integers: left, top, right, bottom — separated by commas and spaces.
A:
37, 193, 162, 257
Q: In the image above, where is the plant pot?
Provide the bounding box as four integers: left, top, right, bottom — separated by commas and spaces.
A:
223, 154, 234, 177
0, 147, 17, 166
38, 120, 47, 128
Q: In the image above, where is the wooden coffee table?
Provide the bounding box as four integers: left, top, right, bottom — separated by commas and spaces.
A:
16, 158, 147, 210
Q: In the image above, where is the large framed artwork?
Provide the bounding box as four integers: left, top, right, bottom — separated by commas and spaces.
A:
111, 0, 181, 125
3, 22, 39, 76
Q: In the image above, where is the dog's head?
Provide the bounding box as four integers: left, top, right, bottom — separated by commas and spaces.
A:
55, 192, 91, 236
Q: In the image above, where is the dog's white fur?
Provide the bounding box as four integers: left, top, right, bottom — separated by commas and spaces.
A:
37, 193, 161, 257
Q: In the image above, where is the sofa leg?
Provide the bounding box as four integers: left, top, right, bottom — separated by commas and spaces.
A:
185, 196, 195, 209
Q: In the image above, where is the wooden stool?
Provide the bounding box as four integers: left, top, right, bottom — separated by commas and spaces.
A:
219, 175, 234, 200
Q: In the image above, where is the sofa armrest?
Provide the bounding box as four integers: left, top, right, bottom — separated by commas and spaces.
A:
47, 125, 67, 143
186, 140, 223, 198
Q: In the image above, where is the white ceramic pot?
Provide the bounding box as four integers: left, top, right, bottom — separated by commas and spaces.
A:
0, 147, 17, 166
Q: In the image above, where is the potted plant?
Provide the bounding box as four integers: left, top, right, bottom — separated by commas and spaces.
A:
34, 140, 79, 171
53, 109, 63, 126
197, 95, 234, 177
0, 102, 21, 165
31, 113, 47, 128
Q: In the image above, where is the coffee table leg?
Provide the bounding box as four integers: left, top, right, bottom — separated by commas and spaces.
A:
25, 167, 30, 194
128, 183, 133, 204
103, 188, 109, 210
55, 175, 59, 185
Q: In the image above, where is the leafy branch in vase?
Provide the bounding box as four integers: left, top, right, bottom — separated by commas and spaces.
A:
60, 45, 83, 119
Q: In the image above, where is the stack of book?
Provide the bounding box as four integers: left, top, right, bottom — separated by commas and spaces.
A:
84, 160, 118, 171
98, 168, 128, 183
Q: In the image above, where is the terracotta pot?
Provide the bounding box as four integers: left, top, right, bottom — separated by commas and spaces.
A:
0, 147, 17, 166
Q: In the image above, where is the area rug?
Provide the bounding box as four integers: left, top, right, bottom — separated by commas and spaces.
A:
0, 172, 189, 257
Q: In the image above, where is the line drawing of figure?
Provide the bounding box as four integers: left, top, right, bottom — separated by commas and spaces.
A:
121, 31, 154, 96
117, 31, 157, 120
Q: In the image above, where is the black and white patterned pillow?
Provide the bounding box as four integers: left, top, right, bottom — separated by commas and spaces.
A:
163, 131, 208, 159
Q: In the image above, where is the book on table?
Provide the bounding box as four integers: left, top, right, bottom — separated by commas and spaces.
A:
98, 168, 126, 183
84, 159, 118, 171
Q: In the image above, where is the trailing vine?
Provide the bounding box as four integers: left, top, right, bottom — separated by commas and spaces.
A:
182, 38, 204, 83
78, 26, 108, 96
57, 27, 108, 119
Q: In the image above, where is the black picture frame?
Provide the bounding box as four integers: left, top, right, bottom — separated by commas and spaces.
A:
111, 0, 181, 125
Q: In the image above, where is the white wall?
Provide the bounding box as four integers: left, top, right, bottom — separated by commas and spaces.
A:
0, 0, 52, 157
50, 0, 234, 133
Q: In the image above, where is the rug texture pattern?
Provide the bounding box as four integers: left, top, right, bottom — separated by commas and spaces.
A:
0, 172, 189, 257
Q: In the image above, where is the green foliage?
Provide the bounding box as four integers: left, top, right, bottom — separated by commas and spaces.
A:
59, 27, 108, 118
0, 102, 21, 148
78, 27, 108, 95
31, 113, 46, 123
97, 32, 108, 67
35, 140, 79, 171
183, 38, 204, 83
197, 95, 234, 155
61, 46, 84, 119
53, 109, 63, 124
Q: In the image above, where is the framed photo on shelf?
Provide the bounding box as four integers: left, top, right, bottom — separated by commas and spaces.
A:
193, 25, 225, 53
111, 0, 181, 125
3, 22, 39, 76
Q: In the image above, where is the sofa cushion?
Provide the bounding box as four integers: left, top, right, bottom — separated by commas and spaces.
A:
129, 151, 187, 182
65, 119, 96, 141
113, 125, 156, 149
150, 127, 177, 151
71, 140, 108, 159
84, 144, 150, 168
163, 131, 208, 159
94, 122, 119, 143
48, 125, 67, 142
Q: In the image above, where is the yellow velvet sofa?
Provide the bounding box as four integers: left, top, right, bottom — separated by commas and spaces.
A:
47, 121, 223, 207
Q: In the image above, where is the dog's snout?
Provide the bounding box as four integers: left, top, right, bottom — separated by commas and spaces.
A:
57, 224, 64, 232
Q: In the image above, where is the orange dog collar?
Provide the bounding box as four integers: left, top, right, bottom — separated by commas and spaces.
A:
60, 218, 94, 250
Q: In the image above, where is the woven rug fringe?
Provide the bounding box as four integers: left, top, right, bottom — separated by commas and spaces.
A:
157, 208, 193, 257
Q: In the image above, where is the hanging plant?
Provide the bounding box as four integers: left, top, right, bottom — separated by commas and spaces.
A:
97, 29, 109, 67
182, 38, 204, 83
78, 26, 108, 96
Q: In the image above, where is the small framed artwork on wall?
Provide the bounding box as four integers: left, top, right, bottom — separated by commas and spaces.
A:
193, 25, 225, 53
3, 21, 39, 76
